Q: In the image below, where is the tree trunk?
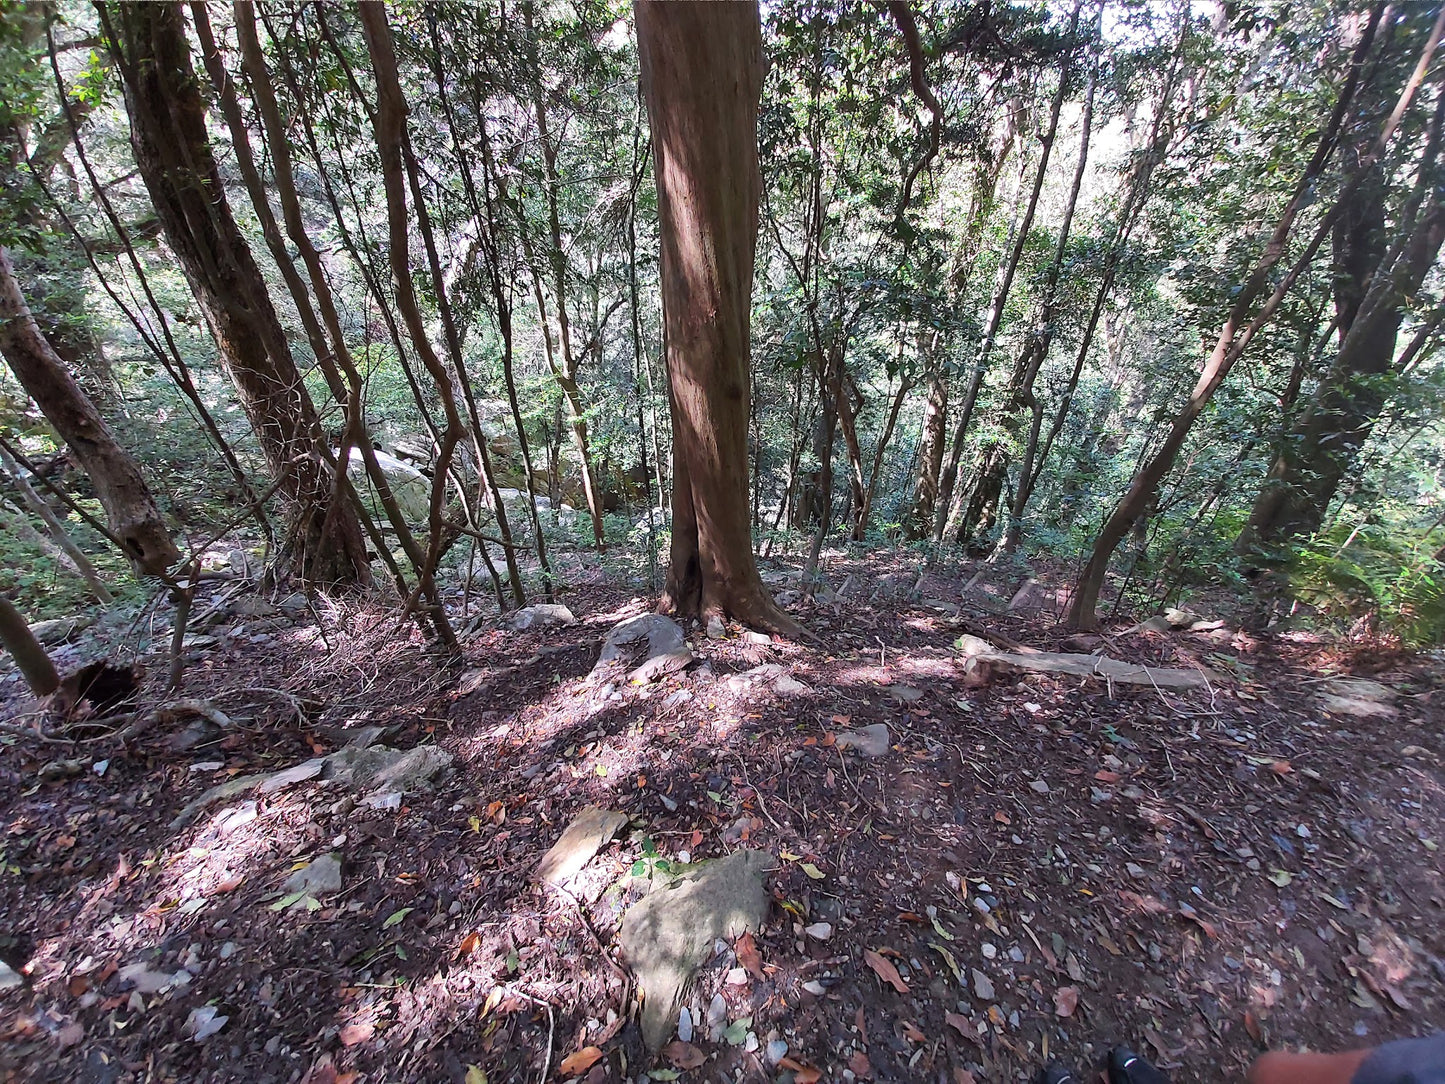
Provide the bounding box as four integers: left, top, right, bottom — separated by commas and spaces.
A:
1068, 6, 1392, 629
1238, 197, 1445, 552
831, 354, 867, 540
856, 373, 913, 540
904, 336, 947, 541
0, 447, 112, 604
107, 1, 368, 586
0, 595, 59, 697
0, 246, 177, 578
636, 0, 800, 635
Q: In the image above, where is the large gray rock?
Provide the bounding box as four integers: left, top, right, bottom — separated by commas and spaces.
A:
835, 723, 891, 758
592, 614, 692, 684
344, 447, 431, 525
619, 849, 774, 1049
1319, 677, 1398, 718
283, 853, 343, 896
322, 744, 453, 794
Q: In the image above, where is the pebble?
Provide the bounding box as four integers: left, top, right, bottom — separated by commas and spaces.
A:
981, 943, 997, 959
766, 1039, 789, 1064
1030, 780, 1050, 795
971, 969, 995, 1001
1008, 946, 1025, 963
218, 943, 235, 960
678, 1006, 693, 1042
802, 979, 826, 996
725, 967, 748, 986
805, 922, 833, 940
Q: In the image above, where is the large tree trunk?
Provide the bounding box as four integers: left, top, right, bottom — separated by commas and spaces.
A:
1237, 197, 1445, 551
636, 0, 799, 636
0, 595, 59, 697
0, 246, 177, 578
107, 1, 368, 586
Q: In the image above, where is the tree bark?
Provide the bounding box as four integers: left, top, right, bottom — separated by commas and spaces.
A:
0, 246, 177, 578
636, 0, 800, 635
0, 447, 112, 604
0, 595, 59, 697
855, 371, 914, 540
107, 1, 368, 586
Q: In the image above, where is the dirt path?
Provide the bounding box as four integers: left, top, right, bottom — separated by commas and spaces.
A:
1, 559, 1441, 1084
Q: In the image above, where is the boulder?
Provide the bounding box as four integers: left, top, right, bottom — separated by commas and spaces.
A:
592, 614, 692, 684
344, 447, 431, 525
282, 853, 343, 896
835, 723, 891, 758
619, 849, 774, 1049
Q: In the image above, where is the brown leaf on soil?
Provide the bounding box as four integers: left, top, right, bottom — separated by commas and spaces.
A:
1094, 770, 1121, 783
944, 1011, 980, 1044
794, 1069, 823, 1084
848, 1050, 873, 1078
736, 932, 765, 980
1177, 902, 1219, 938
955, 1072, 978, 1084
1244, 1010, 1265, 1045
339, 1021, 373, 1046
67, 975, 89, 997
1053, 986, 1080, 1017
662, 1041, 706, 1069
902, 1020, 926, 1042
454, 931, 480, 959
863, 948, 909, 994
558, 1046, 604, 1076
993, 810, 1011, 825
216, 875, 244, 893
1269, 760, 1292, 775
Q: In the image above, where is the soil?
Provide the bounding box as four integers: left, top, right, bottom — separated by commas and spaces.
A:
0, 552, 1442, 1084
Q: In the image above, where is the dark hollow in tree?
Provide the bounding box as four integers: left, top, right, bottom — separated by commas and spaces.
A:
106, 1, 369, 587
635, 0, 801, 636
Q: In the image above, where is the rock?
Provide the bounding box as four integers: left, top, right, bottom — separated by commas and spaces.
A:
835, 723, 891, 758
1129, 615, 1174, 635
30, 616, 87, 644
619, 848, 774, 1049
277, 592, 308, 615
230, 596, 277, 617
1029, 779, 1050, 795
743, 630, 772, 645
774, 674, 809, 696
344, 447, 431, 524
283, 854, 343, 896
775, 589, 802, 606
0, 960, 22, 988
706, 615, 727, 639
706, 993, 728, 1040
1319, 677, 1398, 718
258, 757, 326, 795
971, 969, 995, 1001
536, 806, 629, 886
801, 979, 825, 996
1164, 607, 1201, 628
118, 963, 183, 994
509, 604, 577, 631
804, 922, 833, 940
184, 1005, 228, 1043
888, 684, 924, 703
592, 614, 692, 684
678, 1006, 693, 1042
322, 744, 453, 797
766, 1039, 789, 1065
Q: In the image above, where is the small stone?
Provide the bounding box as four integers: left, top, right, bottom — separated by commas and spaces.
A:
835, 723, 891, 758
282, 854, 343, 896
1008, 946, 1025, 963
217, 942, 236, 960
804, 922, 833, 940
726, 967, 749, 986
744, 631, 771, 645
707, 993, 727, 1038
677, 1006, 693, 1042
766, 1039, 789, 1064
971, 969, 995, 1001
706, 615, 727, 639
509, 604, 576, 630
1029, 779, 1050, 795
0, 960, 22, 989
774, 674, 809, 696
1126, 862, 1146, 878
981, 943, 997, 959
888, 684, 924, 703
801, 979, 826, 996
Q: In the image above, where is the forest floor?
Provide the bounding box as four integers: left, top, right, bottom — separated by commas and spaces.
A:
0, 550, 1442, 1084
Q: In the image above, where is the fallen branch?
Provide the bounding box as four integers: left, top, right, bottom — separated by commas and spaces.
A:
956, 638, 1217, 690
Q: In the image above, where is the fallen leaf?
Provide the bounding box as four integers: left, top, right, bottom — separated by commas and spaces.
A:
1244, 1010, 1264, 1045
339, 1022, 373, 1046
736, 932, 765, 980
848, 1050, 873, 1078
455, 931, 480, 959
799, 862, 826, 880
382, 907, 413, 929
1094, 770, 1121, 783
863, 948, 909, 994
1053, 986, 1080, 1017
67, 975, 89, 997
465, 1067, 487, 1084
945, 1011, 981, 1044
1269, 760, 1292, 775
558, 1046, 604, 1076
661, 1041, 706, 1069
1267, 870, 1293, 887
902, 1020, 926, 1042
993, 810, 1011, 825
794, 1069, 823, 1084
1177, 903, 1218, 938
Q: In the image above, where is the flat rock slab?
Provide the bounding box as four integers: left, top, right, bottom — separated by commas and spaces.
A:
1319, 677, 1398, 718
592, 614, 692, 684
836, 723, 891, 758
283, 853, 343, 896
537, 806, 629, 886
725, 664, 809, 697
957, 639, 1216, 689
322, 744, 453, 794
509, 604, 577, 630
620, 848, 774, 1050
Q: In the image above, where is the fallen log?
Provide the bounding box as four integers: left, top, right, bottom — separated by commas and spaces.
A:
956, 636, 1216, 690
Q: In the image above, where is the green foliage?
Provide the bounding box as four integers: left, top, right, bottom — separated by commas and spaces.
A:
1290, 522, 1445, 645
